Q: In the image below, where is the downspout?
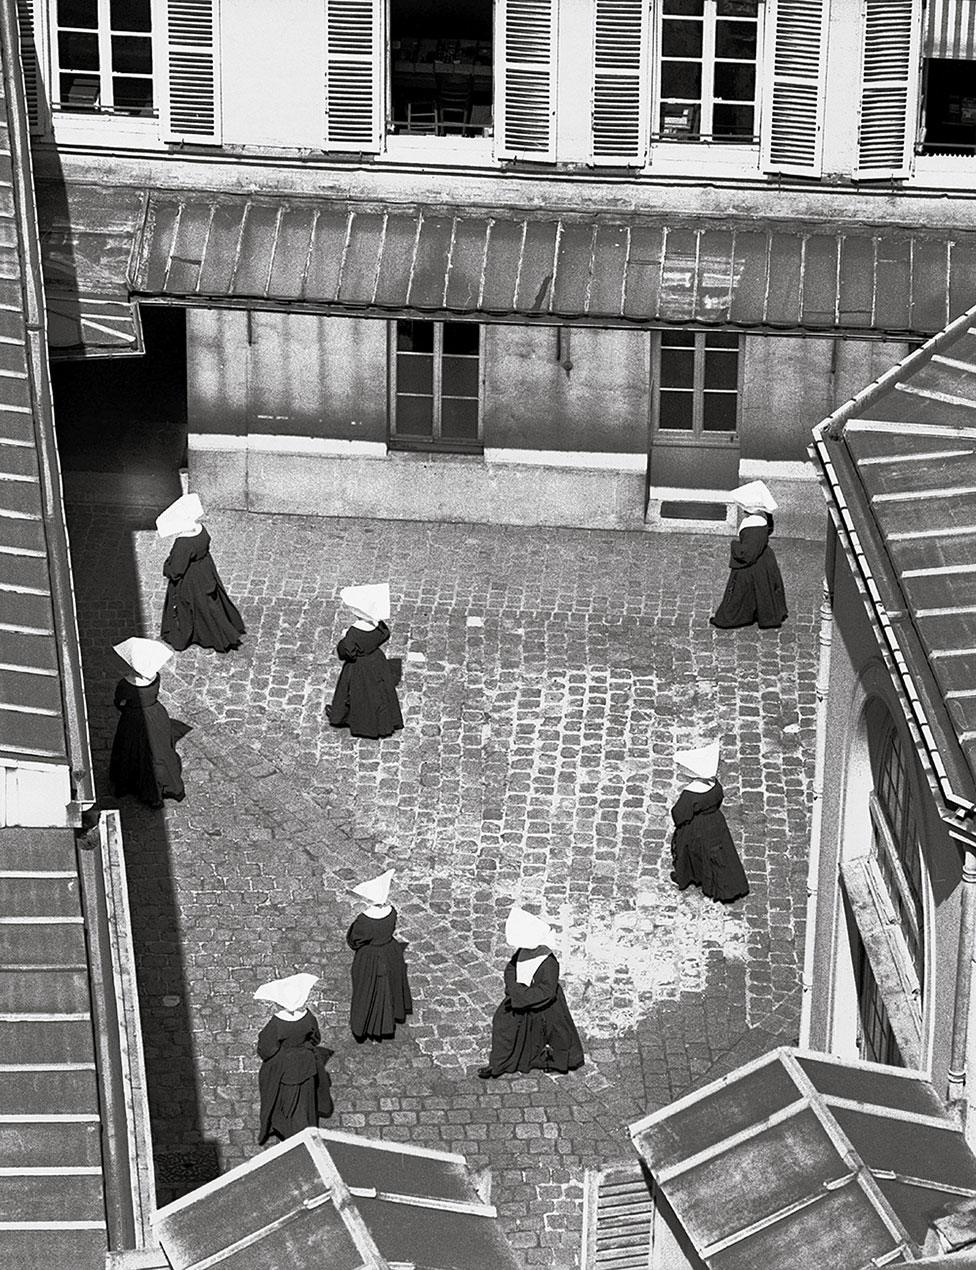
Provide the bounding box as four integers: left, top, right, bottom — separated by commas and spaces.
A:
800, 576, 833, 1045
947, 823, 976, 1107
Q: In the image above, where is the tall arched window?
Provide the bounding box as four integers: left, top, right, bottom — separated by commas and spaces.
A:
871, 727, 925, 988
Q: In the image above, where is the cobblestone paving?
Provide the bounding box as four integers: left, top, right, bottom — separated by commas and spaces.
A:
66, 503, 824, 1267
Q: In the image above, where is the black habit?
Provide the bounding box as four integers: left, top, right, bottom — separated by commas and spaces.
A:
109, 675, 186, 807
480, 948, 584, 1078
710, 513, 788, 630
256, 1009, 332, 1144
346, 907, 412, 1041
670, 779, 749, 903
160, 526, 245, 653
327, 621, 403, 739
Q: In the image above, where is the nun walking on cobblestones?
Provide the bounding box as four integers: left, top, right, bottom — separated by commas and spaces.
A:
326, 583, 403, 739
710, 480, 788, 631
255, 973, 333, 1145
669, 740, 749, 904
346, 869, 413, 1043
109, 638, 187, 809
478, 906, 584, 1080
156, 493, 245, 654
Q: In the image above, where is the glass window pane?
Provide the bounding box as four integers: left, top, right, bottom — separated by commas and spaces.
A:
441, 398, 480, 440
662, 329, 697, 347
660, 347, 695, 387
659, 389, 694, 429
112, 76, 153, 114
58, 31, 99, 69
58, 0, 97, 27
111, 0, 151, 31
704, 349, 738, 389
714, 62, 756, 102
718, 0, 759, 16
661, 61, 702, 100
664, 0, 704, 13
396, 354, 433, 395
60, 72, 100, 108
661, 20, 703, 58
702, 391, 737, 431
396, 320, 434, 353
706, 331, 740, 348
442, 356, 479, 397
395, 395, 434, 437
715, 20, 757, 59
442, 322, 479, 355
713, 104, 755, 138
112, 35, 152, 75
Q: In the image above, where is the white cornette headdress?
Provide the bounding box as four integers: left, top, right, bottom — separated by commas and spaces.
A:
505, 905, 553, 950
729, 480, 777, 514
155, 492, 204, 538
253, 973, 319, 1014
113, 638, 174, 681
351, 869, 394, 906
675, 740, 721, 781
340, 583, 391, 625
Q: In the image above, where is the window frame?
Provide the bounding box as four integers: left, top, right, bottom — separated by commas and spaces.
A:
852, 925, 901, 1067
653, 0, 764, 146
388, 318, 484, 454
50, 0, 156, 118
870, 729, 925, 988
650, 328, 742, 447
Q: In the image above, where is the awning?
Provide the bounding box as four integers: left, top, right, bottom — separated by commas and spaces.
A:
926, 0, 976, 59
123, 189, 976, 338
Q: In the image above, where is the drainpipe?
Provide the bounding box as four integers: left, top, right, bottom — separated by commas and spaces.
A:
799, 576, 834, 1046
948, 825, 976, 1107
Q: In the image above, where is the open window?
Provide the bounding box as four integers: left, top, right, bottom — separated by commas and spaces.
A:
920, 59, 976, 155
388, 0, 493, 138
52, 0, 154, 116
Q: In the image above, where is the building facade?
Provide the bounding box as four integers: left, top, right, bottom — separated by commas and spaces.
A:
18, 0, 976, 529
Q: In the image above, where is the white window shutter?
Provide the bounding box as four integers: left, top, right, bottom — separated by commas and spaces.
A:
854, 0, 921, 179
324, 0, 383, 153
590, 0, 650, 166
161, 0, 222, 145
759, 0, 830, 177
496, 0, 558, 161
15, 0, 48, 134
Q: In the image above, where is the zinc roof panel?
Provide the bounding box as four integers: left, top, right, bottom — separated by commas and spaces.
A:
0, 629, 58, 673
0, 516, 44, 554
195, 199, 247, 297
0, 591, 53, 631
0, 481, 42, 517
728, 229, 770, 326
0, 669, 61, 714
843, 428, 975, 461
799, 234, 839, 329
889, 533, 976, 574
948, 238, 976, 321
0, 710, 65, 758
266, 204, 318, 301
696, 229, 736, 323
764, 233, 803, 326
587, 222, 628, 318
137, 198, 181, 294
0, 445, 39, 480
623, 224, 665, 321
834, 1107, 976, 1189
862, 451, 976, 497
514, 218, 559, 314
232, 202, 282, 299
0, 552, 48, 591
863, 384, 976, 428
164, 200, 213, 296
405, 214, 453, 310
797, 1056, 946, 1116
901, 571, 976, 613
552, 220, 595, 317
911, 238, 951, 333
658, 227, 699, 322
947, 697, 976, 742
480, 217, 522, 313
0, 412, 32, 446
444, 216, 489, 311
373, 213, 420, 308
837, 234, 876, 329
301, 208, 352, 304
929, 655, 976, 697
873, 236, 913, 332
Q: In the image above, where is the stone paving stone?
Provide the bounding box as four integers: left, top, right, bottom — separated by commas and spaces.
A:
65, 504, 823, 1266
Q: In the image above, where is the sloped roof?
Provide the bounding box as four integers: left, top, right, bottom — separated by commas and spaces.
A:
809, 301, 976, 816
152, 1126, 519, 1270
630, 1048, 976, 1270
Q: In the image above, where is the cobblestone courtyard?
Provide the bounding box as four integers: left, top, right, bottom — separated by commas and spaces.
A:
66, 503, 824, 1267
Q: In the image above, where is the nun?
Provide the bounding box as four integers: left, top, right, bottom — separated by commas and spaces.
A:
478, 905, 584, 1080
326, 584, 404, 739
710, 480, 788, 631
157, 492, 245, 654
109, 638, 186, 808
670, 740, 749, 904
254, 973, 333, 1145
346, 869, 413, 1043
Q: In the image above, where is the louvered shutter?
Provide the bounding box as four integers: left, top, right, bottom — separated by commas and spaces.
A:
590, 0, 650, 166
161, 0, 222, 145
581, 1166, 656, 1269
854, 0, 921, 179
760, 0, 830, 176
496, 0, 557, 160
324, 0, 383, 153
15, 0, 47, 134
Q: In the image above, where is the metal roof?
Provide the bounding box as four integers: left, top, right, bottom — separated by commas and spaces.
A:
630, 1047, 976, 1270
809, 301, 976, 815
